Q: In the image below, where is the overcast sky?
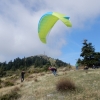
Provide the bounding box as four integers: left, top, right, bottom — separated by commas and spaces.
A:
0, 0, 100, 65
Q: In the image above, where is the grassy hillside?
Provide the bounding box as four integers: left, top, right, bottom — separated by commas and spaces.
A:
0, 68, 100, 100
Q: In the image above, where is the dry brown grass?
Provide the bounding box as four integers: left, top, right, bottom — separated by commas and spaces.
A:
0, 86, 21, 100
20, 84, 24, 88
0, 69, 100, 100
13, 86, 20, 91
28, 75, 34, 78
39, 73, 45, 76
34, 78, 38, 82
63, 72, 67, 75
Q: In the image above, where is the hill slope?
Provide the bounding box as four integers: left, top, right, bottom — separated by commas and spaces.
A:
0, 68, 100, 100
0, 55, 68, 74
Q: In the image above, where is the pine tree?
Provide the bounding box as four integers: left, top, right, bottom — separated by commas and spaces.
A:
80, 39, 95, 67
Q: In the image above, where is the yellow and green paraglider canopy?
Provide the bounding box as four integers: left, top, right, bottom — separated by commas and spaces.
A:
38, 12, 72, 43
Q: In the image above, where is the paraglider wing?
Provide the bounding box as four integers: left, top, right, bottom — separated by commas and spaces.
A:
38, 12, 72, 43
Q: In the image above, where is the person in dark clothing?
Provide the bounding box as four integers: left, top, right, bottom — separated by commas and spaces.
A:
21, 71, 25, 82
48, 67, 57, 76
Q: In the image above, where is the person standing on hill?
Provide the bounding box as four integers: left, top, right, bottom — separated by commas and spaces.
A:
48, 66, 57, 76
75, 63, 79, 70
21, 71, 25, 82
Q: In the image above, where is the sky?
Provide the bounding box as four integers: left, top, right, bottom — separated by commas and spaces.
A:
0, 0, 100, 66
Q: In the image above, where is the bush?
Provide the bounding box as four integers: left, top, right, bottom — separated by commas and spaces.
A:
0, 70, 6, 77
32, 68, 42, 73
4, 81, 14, 87
0, 87, 21, 100
56, 77, 76, 92
34, 78, 38, 82
0, 85, 2, 88
0, 78, 2, 85
42, 65, 49, 72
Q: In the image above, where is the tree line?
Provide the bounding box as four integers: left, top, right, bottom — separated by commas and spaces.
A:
0, 55, 68, 76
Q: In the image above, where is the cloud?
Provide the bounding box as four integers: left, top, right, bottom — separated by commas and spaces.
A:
44, 0, 100, 27
0, 0, 100, 62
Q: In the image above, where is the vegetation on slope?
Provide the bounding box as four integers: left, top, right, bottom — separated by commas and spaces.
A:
0, 55, 69, 77
0, 68, 100, 100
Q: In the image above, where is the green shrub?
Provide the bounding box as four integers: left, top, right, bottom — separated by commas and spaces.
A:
5, 71, 14, 77
32, 68, 42, 73
0, 85, 2, 88
42, 65, 49, 72
56, 77, 76, 92
0, 88, 21, 100
0, 91, 20, 100
4, 81, 14, 87
0, 79, 2, 85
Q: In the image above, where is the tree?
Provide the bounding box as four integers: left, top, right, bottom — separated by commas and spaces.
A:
55, 59, 68, 67
93, 52, 100, 66
80, 40, 95, 67
77, 58, 82, 65
0, 67, 6, 77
